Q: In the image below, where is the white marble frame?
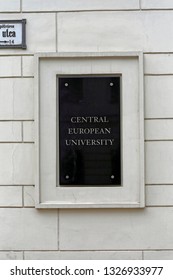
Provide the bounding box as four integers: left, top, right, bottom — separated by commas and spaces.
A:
35, 52, 144, 208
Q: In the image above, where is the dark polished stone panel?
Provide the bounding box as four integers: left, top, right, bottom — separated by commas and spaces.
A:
58, 76, 121, 186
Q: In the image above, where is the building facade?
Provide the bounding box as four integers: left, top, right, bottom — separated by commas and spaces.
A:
0, 0, 173, 260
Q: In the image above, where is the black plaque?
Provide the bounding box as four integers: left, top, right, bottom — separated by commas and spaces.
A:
59, 76, 121, 185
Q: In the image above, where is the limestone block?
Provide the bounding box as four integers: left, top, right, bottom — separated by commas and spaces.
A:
24, 186, 35, 207
57, 12, 143, 52
145, 76, 173, 118
145, 120, 173, 140
142, 0, 173, 9
146, 186, 173, 206
146, 142, 173, 184
143, 12, 173, 52
23, 121, 34, 142
0, 186, 22, 207
25, 13, 56, 52
0, 78, 33, 120
0, 209, 58, 250
57, 12, 173, 52
22, 56, 34, 77
0, 251, 23, 260
0, 122, 22, 142
144, 251, 173, 260
0, 144, 34, 185
59, 208, 173, 250
22, 0, 139, 12
25, 250, 142, 260
0, 0, 20, 12
0, 57, 21, 77
144, 54, 173, 74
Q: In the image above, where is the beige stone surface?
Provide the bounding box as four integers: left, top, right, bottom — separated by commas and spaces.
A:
59, 208, 173, 250
57, 12, 143, 52
146, 142, 173, 184
144, 54, 173, 74
145, 120, 173, 140
146, 186, 173, 206
0, 57, 21, 77
141, 0, 173, 9
0, 122, 22, 142
0, 251, 23, 260
0, 209, 58, 250
0, 78, 33, 120
22, 56, 34, 77
57, 11, 173, 52
0, 186, 22, 207
24, 186, 35, 207
0, 144, 34, 185
25, 251, 142, 260
145, 76, 173, 118
25, 13, 56, 52
144, 250, 173, 260
23, 121, 34, 142
0, 0, 20, 12
22, 0, 139, 12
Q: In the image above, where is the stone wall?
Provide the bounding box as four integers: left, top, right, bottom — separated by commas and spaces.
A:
0, 0, 173, 260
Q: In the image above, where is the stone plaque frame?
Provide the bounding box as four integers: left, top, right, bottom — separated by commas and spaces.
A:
35, 52, 144, 208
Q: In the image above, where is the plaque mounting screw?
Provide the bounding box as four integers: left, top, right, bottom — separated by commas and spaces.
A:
65, 175, 70, 180
111, 175, 115, 179
110, 82, 114, 87
65, 83, 69, 87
